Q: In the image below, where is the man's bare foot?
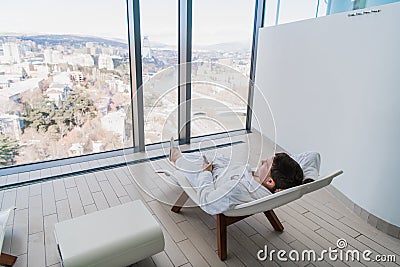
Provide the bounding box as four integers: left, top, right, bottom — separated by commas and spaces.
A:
169, 147, 182, 163
169, 137, 182, 163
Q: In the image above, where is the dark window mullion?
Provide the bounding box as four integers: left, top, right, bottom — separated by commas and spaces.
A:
246, 0, 266, 132
178, 0, 192, 144
127, 0, 145, 151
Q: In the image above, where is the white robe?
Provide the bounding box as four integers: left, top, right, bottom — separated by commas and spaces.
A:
175, 152, 272, 215
173, 151, 321, 215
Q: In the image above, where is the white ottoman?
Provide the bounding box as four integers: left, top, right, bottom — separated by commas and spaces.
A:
54, 200, 164, 267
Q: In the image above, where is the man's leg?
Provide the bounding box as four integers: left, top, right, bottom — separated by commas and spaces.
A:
169, 147, 182, 163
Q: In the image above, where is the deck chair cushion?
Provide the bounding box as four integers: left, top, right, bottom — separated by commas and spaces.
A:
292, 152, 321, 181
224, 170, 342, 216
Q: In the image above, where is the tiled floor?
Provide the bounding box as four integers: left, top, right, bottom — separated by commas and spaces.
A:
1, 132, 399, 267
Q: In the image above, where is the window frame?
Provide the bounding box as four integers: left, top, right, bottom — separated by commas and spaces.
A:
1, 0, 265, 177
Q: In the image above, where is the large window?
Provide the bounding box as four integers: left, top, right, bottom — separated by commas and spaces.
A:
327, 0, 400, 14
0, 0, 132, 167
263, 0, 326, 27
278, 0, 319, 24
264, 0, 280, 27
140, 0, 178, 144
191, 0, 255, 137
264, 0, 400, 27
0, 0, 264, 175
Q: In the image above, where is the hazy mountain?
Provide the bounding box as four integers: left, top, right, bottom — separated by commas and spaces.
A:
0, 33, 249, 52
151, 41, 250, 51
195, 41, 250, 52
0, 33, 128, 48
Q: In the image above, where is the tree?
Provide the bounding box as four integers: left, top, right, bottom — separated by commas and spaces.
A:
0, 135, 19, 166
53, 98, 74, 139
65, 90, 96, 127
22, 89, 96, 137
22, 97, 56, 132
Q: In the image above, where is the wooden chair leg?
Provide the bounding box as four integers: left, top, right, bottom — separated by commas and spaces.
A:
264, 210, 284, 232
217, 214, 228, 260
171, 191, 189, 213
0, 253, 17, 267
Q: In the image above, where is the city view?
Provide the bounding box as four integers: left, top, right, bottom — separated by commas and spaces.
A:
0, 0, 255, 168
0, 33, 251, 167
0, 34, 133, 167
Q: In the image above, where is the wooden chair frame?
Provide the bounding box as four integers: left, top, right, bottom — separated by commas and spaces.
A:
171, 191, 284, 260
0, 253, 17, 267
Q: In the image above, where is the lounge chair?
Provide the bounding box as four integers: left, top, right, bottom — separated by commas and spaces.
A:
0, 207, 17, 267
165, 169, 343, 260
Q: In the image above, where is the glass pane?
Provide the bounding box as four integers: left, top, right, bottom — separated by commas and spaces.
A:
327, 0, 399, 15
365, 0, 400, 7
0, 0, 132, 168
140, 0, 178, 145
264, 0, 279, 27
316, 0, 329, 17
277, 0, 319, 24
191, 0, 255, 137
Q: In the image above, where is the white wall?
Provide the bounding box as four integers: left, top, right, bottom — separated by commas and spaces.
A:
253, 2, 400, 226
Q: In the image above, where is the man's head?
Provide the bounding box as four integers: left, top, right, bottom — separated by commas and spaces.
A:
258, 152, 304, 192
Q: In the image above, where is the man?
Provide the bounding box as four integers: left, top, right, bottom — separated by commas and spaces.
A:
169, 140, 310, 215
252, 152, 304, 193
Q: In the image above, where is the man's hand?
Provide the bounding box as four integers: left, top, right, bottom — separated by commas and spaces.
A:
203, 161, 213, 172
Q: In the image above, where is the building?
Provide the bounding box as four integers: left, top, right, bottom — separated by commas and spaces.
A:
92, 140, 104, 153
52, 72, 72, 87
68, 143, 84, 157
0, 78, 11, 89
105, 78, 129, 93
70, 71, 85, 83
142, 36, 152, 59
43, 49, 53, 64
64, 54, 94, 67
45, 84, 70, 104
44, 49, 63, 64
98, 54, 114, 70
0, 78, 43, 102
100, 110, 125, 143
0, 114, 21, 140
0, 42, 20, 64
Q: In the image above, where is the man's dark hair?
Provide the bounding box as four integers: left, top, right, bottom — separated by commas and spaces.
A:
270, 153, 304, 191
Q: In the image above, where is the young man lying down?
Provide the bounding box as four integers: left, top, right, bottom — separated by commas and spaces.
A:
169, 142, 321, 215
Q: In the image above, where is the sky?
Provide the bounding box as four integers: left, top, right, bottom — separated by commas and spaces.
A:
0, 0, 321, 46
0, 0, 256, 45
141, 0, 322, 45
0, 0, 129, 40
141, 0, 257, 46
